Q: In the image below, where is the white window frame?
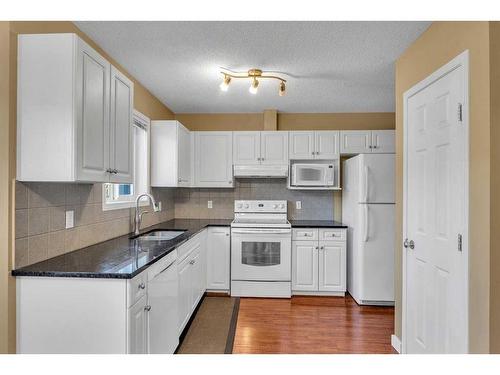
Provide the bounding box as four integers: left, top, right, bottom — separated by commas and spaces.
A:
102, 110, 151, 211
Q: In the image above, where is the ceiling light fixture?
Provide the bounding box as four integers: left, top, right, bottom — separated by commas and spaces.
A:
219, 68, 287, 96
219, 74, 231, 91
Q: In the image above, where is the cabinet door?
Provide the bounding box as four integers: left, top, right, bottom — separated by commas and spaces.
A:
292, 241, 319, 291
371, 130, 395, 153
177, 257, 192, 334
75, 38, 110, 182
318, 241, 346, 292
109, 66, 134, 183
315, 131, 339, 159
260, 131, 289, 165
195, 132, 233, 187
233, 132, 260, 165
339, 131, 372, 154
190, 249, 203, 312
206, 227, 230, 290
128, 295, 147, 354
289, 131, 315, 159
177, 124, 192, 186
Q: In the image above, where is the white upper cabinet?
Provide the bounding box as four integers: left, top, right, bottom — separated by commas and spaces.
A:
233, 131, 288, 165
151, 121, 192, 187
289, 131, 315, 159
194, 131, 233, 187
339, 130, 372, 154
371, 130, 395, 153
260, 131, 289, 164
315, 131, 339, 159
340, 130, 395, 154
233, 131, 260, 165
109, 66, 134, 183
289, 131, 339, 159
17, 33, 133, 183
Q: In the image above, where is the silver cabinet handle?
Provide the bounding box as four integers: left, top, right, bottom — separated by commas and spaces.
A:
144, 305, 151, 312
315, 246, 319, 250
228, 180, 232, 184
106, 168, 112, 173
189, 259, 196, 265
138, 282, 146, 290
320, 246, 324, 250
403, 239, 409, 248
226, 233, 230, 236
409, 240, 415, 250
311, 152, 315, 155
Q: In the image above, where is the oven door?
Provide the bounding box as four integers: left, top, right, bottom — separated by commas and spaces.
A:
231, 228, 291, 281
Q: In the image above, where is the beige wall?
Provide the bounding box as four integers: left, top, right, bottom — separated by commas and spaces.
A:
0, 21, 16, 354
489, 21, 500, 354
395, 21, 491, 353
176, 112, 395, 131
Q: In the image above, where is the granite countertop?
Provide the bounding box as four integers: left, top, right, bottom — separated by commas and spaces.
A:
289, 220, 348, 228
12, 219, 232, 280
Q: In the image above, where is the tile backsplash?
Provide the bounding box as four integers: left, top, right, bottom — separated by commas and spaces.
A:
15, 179, 336, 268
174, 179, 335, 221
15, 182, 175, 268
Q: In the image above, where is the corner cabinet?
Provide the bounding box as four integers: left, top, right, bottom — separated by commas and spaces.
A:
151, 121, 193, 187
17, 33, 133, 183
194, 131, 234, 187
291, 228, 346, 295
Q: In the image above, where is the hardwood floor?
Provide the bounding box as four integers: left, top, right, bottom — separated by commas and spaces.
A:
232, 295, 395, 354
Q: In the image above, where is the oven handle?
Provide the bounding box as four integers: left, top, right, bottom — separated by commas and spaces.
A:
231, 228, 291, 235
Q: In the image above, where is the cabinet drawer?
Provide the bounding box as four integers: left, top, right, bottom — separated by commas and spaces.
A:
128, 271, 147, 307
318, 228, 346, 241
177, 231, 204, 263
292, 228, 318, 241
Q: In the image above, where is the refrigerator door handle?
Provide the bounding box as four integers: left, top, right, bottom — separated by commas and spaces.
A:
364, 204, 369, 242
364, 166, 369, 203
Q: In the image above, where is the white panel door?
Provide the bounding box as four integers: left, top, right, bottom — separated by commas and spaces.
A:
371, 130, 395, 153
75, 38, 110, 182
318, 241, 346, 292
190, 249, 202, 311
206, 228, 230, 290
109, 66, 134, 183
261, 131, 289, 164
127, 295, 147, 354
405, 63, 467, 353
177, 124, 192, 186
315, 131, 339, 159
292, 241, 318, 291
195, 132, 233, 187
233, 131, 260, 165
289, 131, 315, 159
339, 130, 371, 154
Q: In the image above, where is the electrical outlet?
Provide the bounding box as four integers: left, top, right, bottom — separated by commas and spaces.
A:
296, 201, 302, 210
65, 210, 74, 229
207, 200, 213, 209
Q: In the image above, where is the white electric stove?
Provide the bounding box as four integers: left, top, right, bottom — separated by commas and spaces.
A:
230, 200, 292, 298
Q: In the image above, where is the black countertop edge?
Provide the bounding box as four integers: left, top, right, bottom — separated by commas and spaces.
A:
12, 219, 232, 280
289, 220, 348, 228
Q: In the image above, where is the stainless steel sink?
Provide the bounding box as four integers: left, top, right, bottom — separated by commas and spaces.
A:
136, 230, 186, 241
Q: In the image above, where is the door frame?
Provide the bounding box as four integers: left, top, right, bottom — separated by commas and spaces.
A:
402, 50, 470, 353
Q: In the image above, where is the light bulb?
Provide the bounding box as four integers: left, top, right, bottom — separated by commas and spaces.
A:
219, 75, 231, 91
279, 81, 286, 96
249, 78, 259, 94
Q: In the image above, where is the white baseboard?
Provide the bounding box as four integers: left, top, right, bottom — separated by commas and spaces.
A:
391, 334, 401, 353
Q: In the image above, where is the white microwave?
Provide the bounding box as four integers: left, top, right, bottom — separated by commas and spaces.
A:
291, 163, 335, 187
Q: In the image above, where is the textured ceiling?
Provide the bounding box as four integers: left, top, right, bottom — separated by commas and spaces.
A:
75, 21, 430, 113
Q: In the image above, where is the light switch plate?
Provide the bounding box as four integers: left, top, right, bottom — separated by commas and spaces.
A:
207, 200, 213, 209
65, 210, 74, 229
296, 201, 302, 210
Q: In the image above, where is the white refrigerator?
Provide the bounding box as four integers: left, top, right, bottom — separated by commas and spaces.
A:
342, 154, 395, 305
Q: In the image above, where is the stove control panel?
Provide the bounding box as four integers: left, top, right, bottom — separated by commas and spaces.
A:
234, 200, 287, 213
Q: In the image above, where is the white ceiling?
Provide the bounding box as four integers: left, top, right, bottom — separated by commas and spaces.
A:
75, 21, 430, 113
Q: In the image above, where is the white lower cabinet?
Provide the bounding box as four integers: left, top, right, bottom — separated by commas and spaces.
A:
291, 228, 346, 295
128, 295, 148, 354
206, 227, 231, 291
